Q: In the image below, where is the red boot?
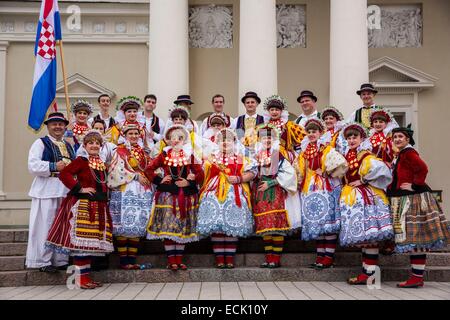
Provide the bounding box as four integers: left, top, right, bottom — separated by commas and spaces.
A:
397, 276, 424, 288
176, 255, 188, 270
310, 255, 324, 268
167, 255, 178, 271
269, 254, 281, 268
260, 254, 272, 268
215, 255, 225, 268
225, 255, 235, 269
347, 273, 369, 285
316, 256, 334, 269
79, 274, 96, 289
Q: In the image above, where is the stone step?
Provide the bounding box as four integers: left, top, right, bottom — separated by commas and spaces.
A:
0, 229, 28, 243
108, 252, 450, 268
1, 266, 450, 287
3, 252, 450, 272
0, 256, 25, 271
0, 243, 27, 256
2, 229, 450, 253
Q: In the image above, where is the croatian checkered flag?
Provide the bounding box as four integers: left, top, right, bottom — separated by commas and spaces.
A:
28, 0, 62, 131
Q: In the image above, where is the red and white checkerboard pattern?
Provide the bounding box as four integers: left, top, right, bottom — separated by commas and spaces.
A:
37, 19, 56, 60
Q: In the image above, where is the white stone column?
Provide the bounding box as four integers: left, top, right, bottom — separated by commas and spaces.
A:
239, 0, 277, 114
148, 0, 189, 120
330, 0, 369, 117
0, 41, 8, 199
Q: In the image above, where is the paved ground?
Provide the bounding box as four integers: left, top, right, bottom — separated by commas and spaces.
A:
1, 281, 449, 300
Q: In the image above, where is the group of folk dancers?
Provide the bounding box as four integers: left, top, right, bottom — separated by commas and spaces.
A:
26, 84, 450, 289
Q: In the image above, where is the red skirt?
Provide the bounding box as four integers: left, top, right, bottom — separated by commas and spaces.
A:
252, 181, 290, 236
46, 196, 114, 255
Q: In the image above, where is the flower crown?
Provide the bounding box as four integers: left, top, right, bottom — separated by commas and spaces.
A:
72, 99, 94, 114
263, 95, 288, 110
116, 96, 143, 111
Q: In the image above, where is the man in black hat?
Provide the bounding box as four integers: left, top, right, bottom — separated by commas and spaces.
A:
294, 90, 321, 127
166, 94, 199, 133
347, 83, 398, 130
235, 91, 265, 147
26, 112, 76, 273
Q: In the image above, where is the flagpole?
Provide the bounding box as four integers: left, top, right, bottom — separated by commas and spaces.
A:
57, 40, 71, 122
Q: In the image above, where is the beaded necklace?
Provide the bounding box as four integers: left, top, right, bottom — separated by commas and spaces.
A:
73, 123, 89, 136
88, 156, 106, 184
129, 144, 147, 171
89, 155, 106, 171
346, 149, 359, 171
212, 152, 239, 176
164, 149, 189, 167
269, 119, 284, 132
256, 149, 272, 167
370, 131, 386, 148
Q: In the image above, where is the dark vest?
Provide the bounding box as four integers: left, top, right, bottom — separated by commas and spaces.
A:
149, 115, 161, 134
40, 136, 75, 163
93, 114, 116, 129
236, 114, 264, 130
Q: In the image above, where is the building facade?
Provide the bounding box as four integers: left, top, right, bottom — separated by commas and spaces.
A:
0, 0, 449, 224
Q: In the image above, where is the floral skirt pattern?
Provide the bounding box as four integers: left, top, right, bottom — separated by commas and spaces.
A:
300, 186, 341, 241
339, 185, 393, 247
110, 181, 153, 238
197, 187, 254, 238
146, 192, 199, 243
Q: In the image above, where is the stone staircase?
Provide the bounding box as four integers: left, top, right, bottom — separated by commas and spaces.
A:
1, 228, 450, 287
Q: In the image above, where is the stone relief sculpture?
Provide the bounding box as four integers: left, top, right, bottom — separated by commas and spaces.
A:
189, 5, 233, 48
368, 5, 422, 48
276, 4, 306, 48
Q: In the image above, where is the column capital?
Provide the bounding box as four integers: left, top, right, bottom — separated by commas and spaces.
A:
0, 41, 9, 51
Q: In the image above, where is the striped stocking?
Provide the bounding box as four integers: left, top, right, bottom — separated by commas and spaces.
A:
323, 234, 337, 265
164, 239, 177, 265
224, 236, 238, 265
316, 236, 326, 264
211, 233, 226, 265
263, 235, 273, 263
127, 237, 140, 265
175, 244, 186, 265
410, 253, 426, 279
116, 236, 128, 266
272, 235, 284, 265
73, 256, 91, 286
363, 248, 379, 277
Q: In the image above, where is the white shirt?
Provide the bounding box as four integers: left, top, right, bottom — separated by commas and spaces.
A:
88, 113, 114, 128
295, 110, 319, 127
141, 113, 165, 142
346, 104, 399, 133
28, 135, 70, 199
